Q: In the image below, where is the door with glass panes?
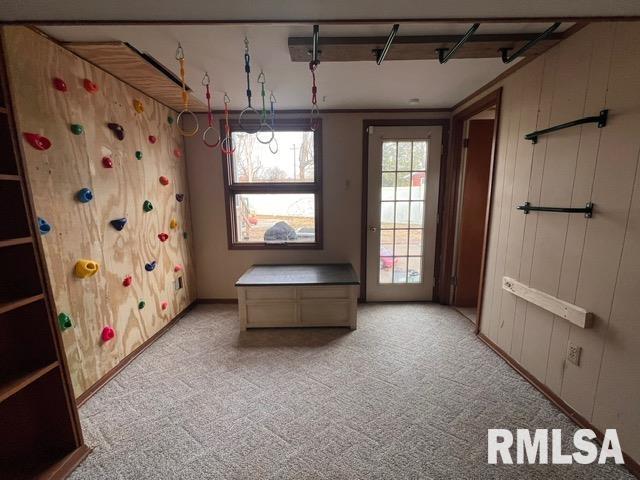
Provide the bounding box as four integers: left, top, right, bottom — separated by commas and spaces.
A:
366, 126, 442, 301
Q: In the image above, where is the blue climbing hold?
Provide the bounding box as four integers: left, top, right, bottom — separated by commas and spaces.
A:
76, 188, 93, 203
145, 261, 157, 272
38, 217, 51, 235
110, 218, 127, 231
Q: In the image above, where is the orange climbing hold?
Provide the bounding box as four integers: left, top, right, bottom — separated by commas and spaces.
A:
84, 79, 99, 93
159, 176, 170, 186
170, 219, 178, 230
133, 99, 144, 113
74, 259, 100, 278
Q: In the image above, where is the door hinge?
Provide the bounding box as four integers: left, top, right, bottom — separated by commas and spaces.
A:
463, 138, 469, 148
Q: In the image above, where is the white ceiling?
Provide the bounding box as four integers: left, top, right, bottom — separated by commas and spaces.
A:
39, 23, 575, 110
2, 0, 640, 22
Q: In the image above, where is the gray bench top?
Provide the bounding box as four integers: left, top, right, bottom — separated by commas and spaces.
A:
236, 263, 360, 287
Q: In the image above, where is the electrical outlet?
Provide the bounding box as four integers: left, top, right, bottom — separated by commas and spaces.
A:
567, 343, 582, 366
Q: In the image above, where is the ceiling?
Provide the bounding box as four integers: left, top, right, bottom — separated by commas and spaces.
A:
40, 23, 574, 110
2, 0, 640, 22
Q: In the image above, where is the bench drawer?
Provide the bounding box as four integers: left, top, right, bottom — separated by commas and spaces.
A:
246, 303, 297, 326
300, 302, 351, 325
245, 286, 296, 301
298, 285, 351, 299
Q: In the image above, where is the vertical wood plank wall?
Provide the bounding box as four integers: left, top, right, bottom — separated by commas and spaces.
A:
455, 22, 640, 461
2, 27, 196, 397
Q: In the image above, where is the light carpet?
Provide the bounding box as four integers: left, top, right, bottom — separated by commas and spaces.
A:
71, 304, 634, 479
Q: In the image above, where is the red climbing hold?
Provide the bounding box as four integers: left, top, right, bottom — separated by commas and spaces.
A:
161, 301, 169, 310
148, 135, 157, 144
174, 264, 183, 272
23, 132, 52, 151
122, 275, 132, 287
84, 79, 99, 93
102, 156, 113, 168
159, 176, 170, 186
173, 148, 182, 158
158, 232, 169, 242
101, 326, 115, 342
53, 77, 67, 92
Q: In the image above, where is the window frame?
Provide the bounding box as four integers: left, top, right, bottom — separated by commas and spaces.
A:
221, 118, 323, 250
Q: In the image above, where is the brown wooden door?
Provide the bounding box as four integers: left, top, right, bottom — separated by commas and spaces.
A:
454, 119, 494, 307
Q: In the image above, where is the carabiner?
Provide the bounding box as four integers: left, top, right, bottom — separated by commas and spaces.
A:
201, 72, 210, 86
175, 43, 184, 60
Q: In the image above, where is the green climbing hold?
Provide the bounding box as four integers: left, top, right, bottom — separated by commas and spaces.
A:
135, 150, 143, 160
167, 116, 174, 124
143, 200, 153, 212
70, 124, 84, 135
58, 312, 72, 331
138, 300, 145, 309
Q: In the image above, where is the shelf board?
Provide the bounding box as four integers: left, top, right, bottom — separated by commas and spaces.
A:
0, 362, 59, 403
0, 106, 7, 114
0, 236, 32, 249
0, 174, 20, 181
0, 293, 44, 315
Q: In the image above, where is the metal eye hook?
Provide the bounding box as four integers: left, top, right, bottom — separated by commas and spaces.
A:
244, 36, 249, 52
201, 72, 210, 86
224, 92, 231, 105
257, 70, 266, 84
270, 91, 276, 104
175, 42, 184, 60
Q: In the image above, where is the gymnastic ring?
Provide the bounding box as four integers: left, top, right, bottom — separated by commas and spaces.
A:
268, 136, 279, 154
310, 105, 320, 132
238, 107, 261, 134
202, 125, 221, 148
256, 122, 275, 145
221, 136, 235, 155
176, 109, 199, 137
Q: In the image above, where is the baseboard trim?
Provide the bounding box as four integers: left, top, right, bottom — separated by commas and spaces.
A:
47, 444, 91, 480
75, 301, 196, 407
477, 332, 640, 478
197, 298, 238, 304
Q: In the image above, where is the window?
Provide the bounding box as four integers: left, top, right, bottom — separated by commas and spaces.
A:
223, 119, 322, 249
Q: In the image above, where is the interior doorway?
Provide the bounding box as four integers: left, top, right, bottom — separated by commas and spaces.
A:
440, 90, 501, 326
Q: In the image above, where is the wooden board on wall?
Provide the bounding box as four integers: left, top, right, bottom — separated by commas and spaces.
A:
64, 41, 207, 113
2, 26, 197, 397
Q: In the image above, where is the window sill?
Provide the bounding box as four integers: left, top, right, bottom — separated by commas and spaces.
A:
229, 242, 323, 250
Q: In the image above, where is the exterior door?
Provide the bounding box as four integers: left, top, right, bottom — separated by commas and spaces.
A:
366, 126, 442, 301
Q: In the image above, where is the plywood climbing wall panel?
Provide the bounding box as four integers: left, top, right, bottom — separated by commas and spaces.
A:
2, 26, 196, 398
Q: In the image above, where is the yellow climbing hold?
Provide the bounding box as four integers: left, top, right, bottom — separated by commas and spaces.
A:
133, 99, 144, 113
170, 218, 179, 230
74, 259, 100, 278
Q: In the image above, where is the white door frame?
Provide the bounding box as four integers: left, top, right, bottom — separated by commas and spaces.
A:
363, 123, 444, 302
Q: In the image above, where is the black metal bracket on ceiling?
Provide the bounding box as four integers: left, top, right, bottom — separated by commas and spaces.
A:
374, 24, 400, 65
435, 23, 480, 64
499, 22, 561, 64
517, 201, 594, 218
524, 109, 608, 144
309, 24, 321, 65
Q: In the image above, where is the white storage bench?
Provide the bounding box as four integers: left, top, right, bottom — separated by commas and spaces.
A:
236, 264, 360, 330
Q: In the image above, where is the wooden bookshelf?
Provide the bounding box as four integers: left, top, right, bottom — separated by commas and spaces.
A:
0, 33, 88, 479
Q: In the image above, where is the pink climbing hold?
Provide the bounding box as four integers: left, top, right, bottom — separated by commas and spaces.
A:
102, 156, 113, 168
159, 176, 170, 186
158, 232, 169, 242
23, 132, 52, 151
174, 264, 183, 272
53, 77, 67, 92
148, 135, 157, 144
161, 301, 169, 310
101, 326, 115, 342
84, 78, 99, 93
122, 275, 132, 287
173, 148, 182, 158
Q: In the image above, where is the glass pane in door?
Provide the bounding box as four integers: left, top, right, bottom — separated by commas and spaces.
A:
378, 140, 428, 284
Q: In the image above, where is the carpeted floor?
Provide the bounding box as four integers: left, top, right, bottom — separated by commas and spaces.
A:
71, 304, 634, 479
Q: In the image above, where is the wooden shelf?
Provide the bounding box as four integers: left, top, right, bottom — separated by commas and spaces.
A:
0, 106, 7, 114
0, 293, 44, 315
0, 362, 59, 403
0, 236, 32, 249
0, 174, 19, 181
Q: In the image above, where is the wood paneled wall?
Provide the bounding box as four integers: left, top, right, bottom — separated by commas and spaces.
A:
455, 22, 640, 462
2, 27, 196, 397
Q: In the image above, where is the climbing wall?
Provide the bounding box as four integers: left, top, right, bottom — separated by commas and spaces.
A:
2, 26, 196, 398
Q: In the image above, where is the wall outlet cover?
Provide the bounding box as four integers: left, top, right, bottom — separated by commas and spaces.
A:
567, 343, 582, 366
